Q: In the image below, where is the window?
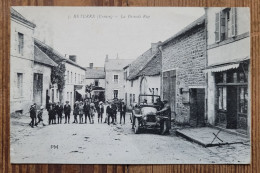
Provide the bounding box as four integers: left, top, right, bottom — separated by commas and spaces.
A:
67, 92, 69, 100
124, 71, 127, 80
75, 73, 76, 83
67, 71, 69, 83
130, 94, 132, 105
131, 80, 133, 87
114, 75, 119, 83
239, 86, 248, 114
78, 74, 80, 83
133, 94, 135, 103
70, 92, 72, 104
56, 89, 59, 99
94, 79, 99, 87
215, 8, 237, 42
18, 32, 24, 55
70, 72, 72, 83
218, 86, 227, 110
17, 73, 23, 97
114, 90, 118, 99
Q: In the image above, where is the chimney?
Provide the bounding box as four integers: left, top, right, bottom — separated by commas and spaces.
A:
69, 55, 77, 63
89, 63, 93, 69
105, 54, 109, 62
151, 41, 162, 54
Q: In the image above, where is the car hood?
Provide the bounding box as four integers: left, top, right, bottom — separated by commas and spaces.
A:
141, 107, 157, 116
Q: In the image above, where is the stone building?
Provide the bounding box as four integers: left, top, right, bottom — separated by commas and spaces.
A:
160, 15, 206, 126
204, 8, 250, 135
10, 8, 36, 114
35, 39, 86, 106
85, 63, 105, 102
105, 56, 133, 101
124, 42, 161, 109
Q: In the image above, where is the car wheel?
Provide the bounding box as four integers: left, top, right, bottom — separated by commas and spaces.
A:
160, 120, 167, 135
134, 118, 140, 134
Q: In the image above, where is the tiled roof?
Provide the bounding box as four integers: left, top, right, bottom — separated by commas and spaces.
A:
11, 8, 36, 28
161, 15, 205, 47
85, 67, 105, 79
34, 45, 57, 67
127, 48, 158, 80
136, 52, 161, 77
105, 59, 133, 71
34, 38, 86, 70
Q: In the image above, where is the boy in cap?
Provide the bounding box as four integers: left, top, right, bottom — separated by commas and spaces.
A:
29, 103, 37, 128
64, 101, 71, 124
56, 102, 63, 124
36, 106, 46, 126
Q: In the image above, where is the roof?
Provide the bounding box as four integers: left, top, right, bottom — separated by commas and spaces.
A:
85, 67, 105, 79
11, 8, 36, 28
105, 59, 133, 71
34, 38, 86, 70
161, 15, 205, 47
34, 45, 57, 67
127, 48, 158, 80
136, 52, 161, 77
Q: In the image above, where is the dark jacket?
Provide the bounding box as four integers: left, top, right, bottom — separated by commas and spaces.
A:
73, 105, 79, 115
106, 106, 113, 116
84, 103, 90, 115
64, 104, 71, 114
56, 105, 63, 115
111, 103, 117, 114
48, 109, 56, 119
30, 106, 36, 118
97, 105, 104, 114
119, 103, 126, 112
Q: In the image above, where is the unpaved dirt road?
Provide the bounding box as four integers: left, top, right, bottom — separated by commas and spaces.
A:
10, 112, 250, 164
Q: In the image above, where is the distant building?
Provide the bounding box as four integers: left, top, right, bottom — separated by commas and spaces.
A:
105, 55, 133, 101
85, 63, 105, 102
161, 15, 207, 126
10, 8, 36, 114
204, 8, 250, 135
124, 42, 161, 109
35, 39, 86, 106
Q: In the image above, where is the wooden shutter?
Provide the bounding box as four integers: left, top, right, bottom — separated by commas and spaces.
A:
215, 12, 221, 42
231, 8, 237, 37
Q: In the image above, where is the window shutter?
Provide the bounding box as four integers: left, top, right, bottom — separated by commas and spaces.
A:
220, 11, 226, 40
215, 12, 221, 42
231, 8, 237, 37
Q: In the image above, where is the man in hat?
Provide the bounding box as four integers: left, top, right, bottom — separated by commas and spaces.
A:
29, 103, 37, 128
64, 101, 71, 124
119, 102, 127, 124
83, 100, 91, 124
156, 100, 171, 134
36, 106, 46, 126
73, 101, 79, 124
56, 102, 63, 124
48, 103, 56, 125
78, 101, 84, 124
106, 102, 113, 125
97, 101, 104, 123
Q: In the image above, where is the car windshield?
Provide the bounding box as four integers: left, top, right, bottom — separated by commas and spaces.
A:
139, 95, 160, 105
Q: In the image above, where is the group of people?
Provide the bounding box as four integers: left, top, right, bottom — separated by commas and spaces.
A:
29, 99, 127, 128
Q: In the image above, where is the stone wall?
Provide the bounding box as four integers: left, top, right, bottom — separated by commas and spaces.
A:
161, 24, 206, 124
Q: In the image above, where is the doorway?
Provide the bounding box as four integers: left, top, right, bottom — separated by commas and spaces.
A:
190, 88, 205, 127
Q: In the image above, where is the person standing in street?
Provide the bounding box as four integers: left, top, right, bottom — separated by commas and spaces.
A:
48, 104, 56, 125
64, 101, 71, 124
73, 101, 79, 124
120, 102, 127, 124
29, 103, 37, 128
106, 102, 113, 125
156, 100, 171, 134
36, 106, 46, 126
53, 102, 57, 124
84, 100, 91, 124
78, 101, 84, 124
89, 102, 96, 124
97, 101, 104, 123
56, 102, 63, 124
111, 102, 117, 124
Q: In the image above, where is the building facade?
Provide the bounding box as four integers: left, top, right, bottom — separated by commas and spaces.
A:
10, 8, 36, 114
161, 16, 207, 126
205, 7, 250, 135
105, 56, 133, 101
124, 43, 161, 109
85, 63, 106, 102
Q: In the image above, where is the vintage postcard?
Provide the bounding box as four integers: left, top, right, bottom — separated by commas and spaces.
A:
10, 7, 250, 164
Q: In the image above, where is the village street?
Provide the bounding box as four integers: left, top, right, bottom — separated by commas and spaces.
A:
10, 112, 250, 164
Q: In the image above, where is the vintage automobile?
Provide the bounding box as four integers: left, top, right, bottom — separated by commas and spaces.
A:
131, 94, 170, 135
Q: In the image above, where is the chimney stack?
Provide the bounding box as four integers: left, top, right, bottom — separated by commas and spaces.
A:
105, 54, 109, 62
151, 41, 162, 54
69, 55, 77, 63
89, 63, 93, 69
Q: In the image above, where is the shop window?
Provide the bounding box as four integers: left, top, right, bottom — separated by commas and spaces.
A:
215, 72, 226, 83
239, 86, 248, 114
218, 86, 227, 110
227, 71, 237, 83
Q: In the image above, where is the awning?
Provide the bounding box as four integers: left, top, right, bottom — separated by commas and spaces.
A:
203, 63, 240, 73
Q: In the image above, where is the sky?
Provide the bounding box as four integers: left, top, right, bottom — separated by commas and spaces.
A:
14, 7, 204, 67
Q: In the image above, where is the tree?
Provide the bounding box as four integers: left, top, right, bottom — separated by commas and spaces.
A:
51, 61, 66, 101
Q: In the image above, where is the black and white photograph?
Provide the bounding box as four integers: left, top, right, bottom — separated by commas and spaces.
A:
10, 7, 250, 164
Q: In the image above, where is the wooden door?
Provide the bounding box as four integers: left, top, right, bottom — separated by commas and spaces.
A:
190, 88, 205, 127
163, 70, 176, 113
33, 73, 43, 107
